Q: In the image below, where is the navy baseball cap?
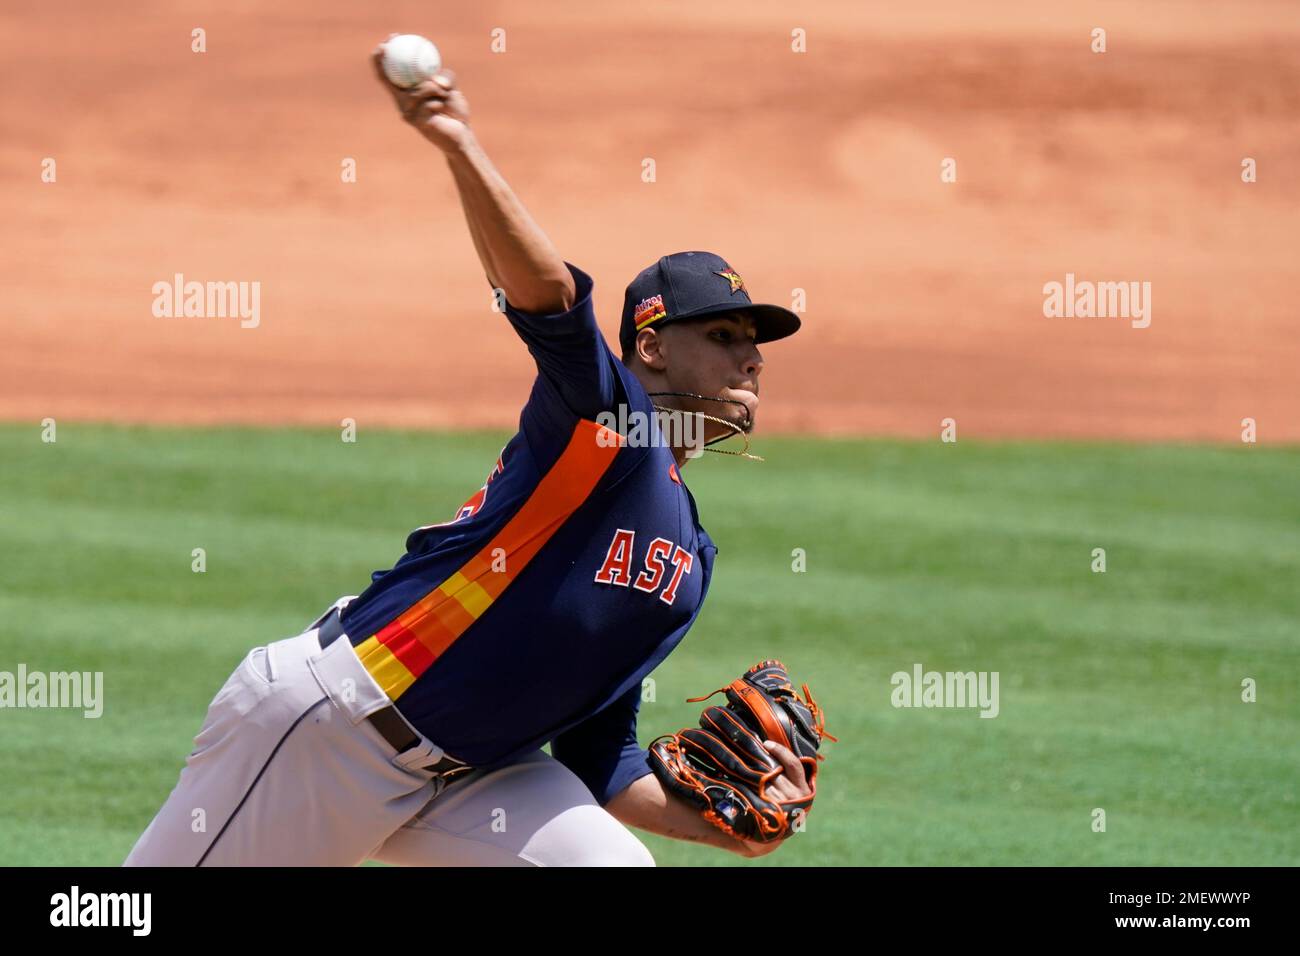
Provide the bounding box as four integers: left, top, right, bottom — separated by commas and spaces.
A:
619, 251, 801, 357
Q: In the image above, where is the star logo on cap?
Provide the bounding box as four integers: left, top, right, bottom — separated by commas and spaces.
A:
714, 267, 747, 295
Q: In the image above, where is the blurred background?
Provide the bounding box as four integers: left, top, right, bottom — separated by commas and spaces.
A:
0, 1, 1296, 866
4, 0, 1299, 437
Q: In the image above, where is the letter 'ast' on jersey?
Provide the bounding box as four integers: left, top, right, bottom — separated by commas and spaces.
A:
339, 262, 718, 806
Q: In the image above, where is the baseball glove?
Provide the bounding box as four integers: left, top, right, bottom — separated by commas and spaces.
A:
648, 659, 836, 844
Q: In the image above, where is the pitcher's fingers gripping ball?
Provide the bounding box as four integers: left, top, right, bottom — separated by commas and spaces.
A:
649, 660, 836, 844
371, 35, 470, 151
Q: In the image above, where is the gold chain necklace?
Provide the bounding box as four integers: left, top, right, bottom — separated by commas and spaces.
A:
648, 399, 764, 462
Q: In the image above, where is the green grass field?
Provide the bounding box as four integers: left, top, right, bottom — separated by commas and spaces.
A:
1, 422, 1296, 866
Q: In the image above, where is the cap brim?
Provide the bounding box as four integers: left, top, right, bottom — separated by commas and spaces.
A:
671, 303, 802, 344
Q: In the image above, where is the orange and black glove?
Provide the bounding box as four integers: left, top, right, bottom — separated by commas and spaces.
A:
648, 660, 835, 844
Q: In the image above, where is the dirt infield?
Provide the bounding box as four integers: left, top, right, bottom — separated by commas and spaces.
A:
3, 1, 1298, 440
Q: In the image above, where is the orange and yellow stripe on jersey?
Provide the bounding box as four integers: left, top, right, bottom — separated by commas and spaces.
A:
351, 419, 624, 700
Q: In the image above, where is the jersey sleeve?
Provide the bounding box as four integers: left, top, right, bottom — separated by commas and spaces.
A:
503, 261, 620, 422
549, 682, 653, 808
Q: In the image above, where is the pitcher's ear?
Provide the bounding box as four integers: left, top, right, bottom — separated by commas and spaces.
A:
636, 328, 668, 371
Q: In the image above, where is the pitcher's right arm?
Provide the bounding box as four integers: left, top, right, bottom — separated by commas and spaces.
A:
371, 43, 574, 315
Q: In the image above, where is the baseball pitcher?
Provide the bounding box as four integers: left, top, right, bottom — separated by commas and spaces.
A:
123, 42, 828, 867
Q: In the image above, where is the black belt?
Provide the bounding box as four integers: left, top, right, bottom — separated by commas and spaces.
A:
317, 607, 473, 779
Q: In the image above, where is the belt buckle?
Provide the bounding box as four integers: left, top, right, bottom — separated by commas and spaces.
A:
390, 730, 473, 781
424, 752, 473, 780
433, 762, 474, 782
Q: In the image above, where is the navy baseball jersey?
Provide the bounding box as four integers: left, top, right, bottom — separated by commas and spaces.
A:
339, 262, 717, 805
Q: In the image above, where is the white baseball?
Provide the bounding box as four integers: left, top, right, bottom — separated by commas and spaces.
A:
381, 34, 442, 89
